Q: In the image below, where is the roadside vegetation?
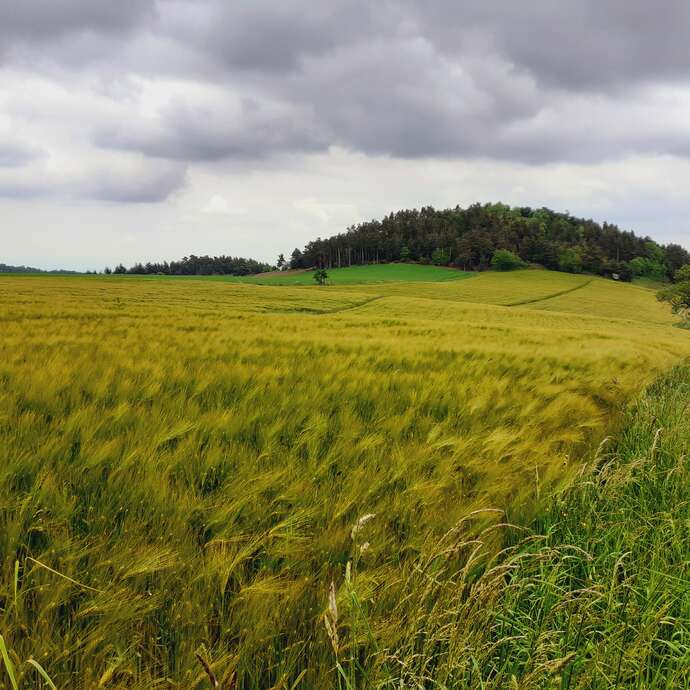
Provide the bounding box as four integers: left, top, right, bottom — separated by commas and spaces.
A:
0, 270, 688, 688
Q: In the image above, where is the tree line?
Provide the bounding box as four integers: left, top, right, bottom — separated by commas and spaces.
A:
0, 263, 78, 274
287, 203, 689, 282
106, 254, 273, 276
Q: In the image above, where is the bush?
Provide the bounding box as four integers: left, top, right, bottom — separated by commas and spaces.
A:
558, 248, 583, 274
630, 256, 668, 280
491, 249, 525, 271
657, 264, 690, 320
674, 264, 690, 283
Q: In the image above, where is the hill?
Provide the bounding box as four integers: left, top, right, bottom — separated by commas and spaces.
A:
0, 268, 688, 688
98, 203, 688, 282
288, 202, 689, 282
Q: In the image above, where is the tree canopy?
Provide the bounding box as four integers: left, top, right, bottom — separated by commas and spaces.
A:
110, 255, 273, 276
288, 202, 689, 281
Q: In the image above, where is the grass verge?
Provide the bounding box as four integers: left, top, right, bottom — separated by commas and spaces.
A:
336, 362, 690, 688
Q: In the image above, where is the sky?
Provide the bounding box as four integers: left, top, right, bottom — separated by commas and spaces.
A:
1, 1, 690, 270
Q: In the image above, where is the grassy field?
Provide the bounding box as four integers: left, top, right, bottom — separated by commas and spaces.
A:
123, 263, 475, 285
0, 269, 688, 688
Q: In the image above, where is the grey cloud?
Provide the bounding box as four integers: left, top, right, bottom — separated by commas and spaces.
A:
0, 159, 186, 203
160, 0, 388, 74
159, 1, 690, 90
6, 0, 690, 174
0, 180, 48, 199
79, 164, 187, 203
98, 1, 690, 165
407, 1, 690, 90
0, 0, 155, 44
0, 141, 44, 167
97, 97, 330, 161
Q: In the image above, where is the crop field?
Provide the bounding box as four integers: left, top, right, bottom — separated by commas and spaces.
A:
0, 271, 688, 689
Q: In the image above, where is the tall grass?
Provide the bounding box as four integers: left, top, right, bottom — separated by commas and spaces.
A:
0, 275, 687, 688
346, 362, 690, 688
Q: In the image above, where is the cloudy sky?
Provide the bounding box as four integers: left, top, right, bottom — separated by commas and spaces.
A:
1, 1, 689, 270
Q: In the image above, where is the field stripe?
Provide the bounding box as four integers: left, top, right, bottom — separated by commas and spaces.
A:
505, 278, 592, 307
315, 295, 384, 314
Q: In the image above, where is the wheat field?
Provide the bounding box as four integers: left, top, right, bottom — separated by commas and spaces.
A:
0, 271, 688, 688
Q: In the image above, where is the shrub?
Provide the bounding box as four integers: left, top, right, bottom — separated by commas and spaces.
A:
558, 248, 583, 273
657, 264, 690, 320
630, 256, 668, 280
491, 249, 525, 271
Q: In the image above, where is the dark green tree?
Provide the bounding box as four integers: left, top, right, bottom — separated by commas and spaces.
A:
313, 268, 328, 285
290, 248, 305, 269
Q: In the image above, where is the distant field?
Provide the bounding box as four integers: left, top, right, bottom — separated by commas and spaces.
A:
0, 270, 688, 688
335, 267, 589, 304
125, 262, 475, 284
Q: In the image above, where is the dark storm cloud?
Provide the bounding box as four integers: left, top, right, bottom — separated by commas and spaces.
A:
103, 0, 690, 165
0, 0, 155, 44
157, 0, 396, 74
5, 0, 690, 200
411, 1, 690, 90
97, 97, 330, 161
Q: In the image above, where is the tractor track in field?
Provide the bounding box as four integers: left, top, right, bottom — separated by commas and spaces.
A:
505, 279, 592, 307
266, 295, 385, 315
314, 295, 385, 314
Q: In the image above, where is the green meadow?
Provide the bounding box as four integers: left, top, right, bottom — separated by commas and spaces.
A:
0, 269, 688, 689
122, 263, 475, 285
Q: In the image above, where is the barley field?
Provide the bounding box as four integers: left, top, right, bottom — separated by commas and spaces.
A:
0, 271, 688, 688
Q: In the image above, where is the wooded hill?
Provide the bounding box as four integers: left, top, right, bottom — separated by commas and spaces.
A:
288, 203, 689, 282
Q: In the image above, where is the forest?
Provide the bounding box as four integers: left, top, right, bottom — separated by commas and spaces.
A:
288, 202, 689, 281
0, 263, 77, 274
108, 254, 273, 276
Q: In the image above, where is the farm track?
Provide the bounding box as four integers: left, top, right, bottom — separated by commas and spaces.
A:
263, 295, 384, 315
505, 278, 592, 307
313, 294, 385, 314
